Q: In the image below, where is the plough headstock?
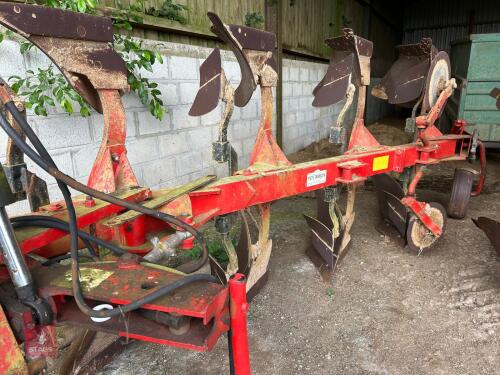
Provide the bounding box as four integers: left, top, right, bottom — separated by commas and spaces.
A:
0, 2, 128, 113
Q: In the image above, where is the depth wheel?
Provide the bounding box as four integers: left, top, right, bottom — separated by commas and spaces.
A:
447, 168, 475, 219
406, 202, 447, 254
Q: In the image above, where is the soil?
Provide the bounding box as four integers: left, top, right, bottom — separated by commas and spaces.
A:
75, 119, 500, 374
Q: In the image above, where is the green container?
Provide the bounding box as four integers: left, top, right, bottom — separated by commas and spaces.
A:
446, 33, 500, 147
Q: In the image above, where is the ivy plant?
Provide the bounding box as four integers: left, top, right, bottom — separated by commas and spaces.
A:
244, 12, 264, 29
0, 0, 187, 121
145, 0, 188, 24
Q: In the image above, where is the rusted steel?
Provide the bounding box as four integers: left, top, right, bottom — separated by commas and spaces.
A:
207, 12, 255, 108
189, 48, 222, 116
324, 28, 373, 87
21, 169, 50, 212
371, 173, 404, 219
0, 78, 28, 200
312, 54, 353, 107
227, 24, 276, 52
1, 78, 50, 210
207, 12, 277, 108
0, 3, 113, 42
0, 3, 128, 113
472, 217, 500, 256
371, 38, 437, 107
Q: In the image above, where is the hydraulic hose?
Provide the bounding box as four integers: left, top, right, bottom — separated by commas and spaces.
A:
4, 101, 206, 273
0, 103, 214, 319
10, 215, 126, 256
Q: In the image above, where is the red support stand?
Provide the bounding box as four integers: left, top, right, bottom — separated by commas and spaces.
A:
229, 274, 251, 375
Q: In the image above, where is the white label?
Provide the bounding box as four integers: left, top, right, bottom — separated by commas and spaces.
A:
306, 169, 327, 187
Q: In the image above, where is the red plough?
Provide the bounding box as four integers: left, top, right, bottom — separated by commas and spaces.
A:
0, 4, 486, 374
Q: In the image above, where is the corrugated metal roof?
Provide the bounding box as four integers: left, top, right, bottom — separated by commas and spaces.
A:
403, 0, 500, 51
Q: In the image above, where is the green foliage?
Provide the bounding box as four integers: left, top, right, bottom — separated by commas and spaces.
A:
326, 287, 334, 298
244, 12, 265, 29
43, 0, 97, 13
146, 0, 188, 24
186, 238, 233, 265
9, 66, 91, 116
1, 0, 172, 120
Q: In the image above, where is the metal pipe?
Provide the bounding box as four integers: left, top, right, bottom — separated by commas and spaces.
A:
143, 231, 193, 263
0, 206, 32, 289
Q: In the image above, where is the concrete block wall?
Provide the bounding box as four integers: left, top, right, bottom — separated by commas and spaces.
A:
0, 38, 341, 214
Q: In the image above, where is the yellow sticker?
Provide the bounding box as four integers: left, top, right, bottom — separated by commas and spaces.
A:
53, 267, 113, 292
372, 155, 389, 171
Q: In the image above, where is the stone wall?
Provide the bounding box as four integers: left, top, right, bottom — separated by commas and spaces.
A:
0, 39, 341, 214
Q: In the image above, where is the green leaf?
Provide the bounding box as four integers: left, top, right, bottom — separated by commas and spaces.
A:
61, 99, 74, 114
20, 42, 34, 55
34, 105, 48, 116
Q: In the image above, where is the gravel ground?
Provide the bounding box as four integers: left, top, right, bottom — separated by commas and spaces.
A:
93, 150, 500, 374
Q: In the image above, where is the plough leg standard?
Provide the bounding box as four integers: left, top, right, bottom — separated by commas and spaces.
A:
0, 4, 485, 374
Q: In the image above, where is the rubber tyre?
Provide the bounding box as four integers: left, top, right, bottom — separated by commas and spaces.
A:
447, 168, 475, 219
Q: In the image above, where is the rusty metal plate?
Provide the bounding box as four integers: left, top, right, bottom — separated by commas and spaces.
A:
372, 38, 438, 106
312, 54, 353, 107
0, 3, 113, 42
207, 12, 256, 107
0, 3, 128, 113
315, 189, 333, 229
303, 214, 336, 268
324, 28, 373, 87
32, 263, 227, 320
397, 38, 436, 59
227, 24, 276, 52
189, 48, 222, 116
384, 191, 408, 237
372, 56, 428, 105
325, 28, 373, 58
372, 173, 404, 220
472, 217, 500, 256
